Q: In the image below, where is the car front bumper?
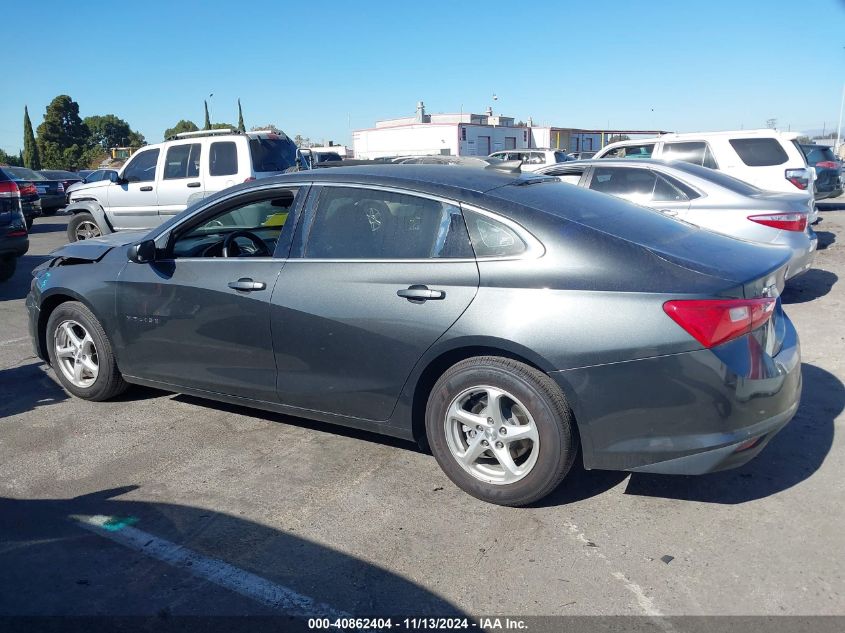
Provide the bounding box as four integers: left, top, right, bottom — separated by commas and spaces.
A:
550, 310, 801, 475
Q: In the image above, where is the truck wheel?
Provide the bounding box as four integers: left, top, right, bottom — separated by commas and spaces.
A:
67, 212, 102, 242
0, 256, 16, 282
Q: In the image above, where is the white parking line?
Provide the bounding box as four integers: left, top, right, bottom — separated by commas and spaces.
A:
71, 514, 349, 617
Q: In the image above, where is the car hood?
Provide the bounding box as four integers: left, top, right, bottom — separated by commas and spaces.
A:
68, 180, 112, 194
49, 230, 148, 262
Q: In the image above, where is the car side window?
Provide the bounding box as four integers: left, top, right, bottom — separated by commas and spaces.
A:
545, 168, 584, 185
305, 187, 473, 259
171, 190, 298, 259
123, 149, 160, 183
164, 143, 201, 180
462, 210, 526, 258
662, 142, 719, 169
652, 173, 691, 202
209, 141, 238, 176
602, 144, 655, 159
590, 166, 657, 202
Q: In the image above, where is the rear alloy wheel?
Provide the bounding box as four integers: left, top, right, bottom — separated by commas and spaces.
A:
67, 212, 102, 242
426, 356, 577, 506
46, 301, 128, 401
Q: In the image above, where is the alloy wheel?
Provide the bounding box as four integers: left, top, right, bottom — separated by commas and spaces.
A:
54, 320, 99, 388
75, 221, 101, 240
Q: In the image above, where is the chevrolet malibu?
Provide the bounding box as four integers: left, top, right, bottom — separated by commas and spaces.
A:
27, 165, 802, 506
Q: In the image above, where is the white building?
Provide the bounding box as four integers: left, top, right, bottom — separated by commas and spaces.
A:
353, 102, 663, 159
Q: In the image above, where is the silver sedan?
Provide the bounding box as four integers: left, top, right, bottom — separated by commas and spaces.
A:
536, 159, 817, 280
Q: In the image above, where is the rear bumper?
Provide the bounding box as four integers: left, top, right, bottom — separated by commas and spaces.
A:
0, 234, 29, 258
783, 232, 817, 280
38, 194, 65, 211
550, 313, 801, 475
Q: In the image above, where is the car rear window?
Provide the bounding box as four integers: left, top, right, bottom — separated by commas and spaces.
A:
3, 166, 46, 181
728, 138, 789, 166
800, 144, 836, 165
249, 137, 296, 172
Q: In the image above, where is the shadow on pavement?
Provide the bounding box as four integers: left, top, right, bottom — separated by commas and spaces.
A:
781, 268, 837, 304
0, 255, 49, 301
814, 230, 836, 250
623, 363, 839, 504
0, 362, 68, 418
173, 393, 423, 453
0, 486, 465, 619
28, 221, 68, 235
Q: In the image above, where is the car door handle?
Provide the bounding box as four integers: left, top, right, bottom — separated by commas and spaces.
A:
140, 186, 153, 192
397, 285, 445, 302
187, 182, 201, 188
228, 278, 266, 291
658, 208, 678, 217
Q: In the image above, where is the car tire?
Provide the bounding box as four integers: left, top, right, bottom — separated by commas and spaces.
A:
67, 212, 102, 242
46, 301, 129, 401
25, 217, 34, 231
426, 356, 577, 506
0, 256, 16, 282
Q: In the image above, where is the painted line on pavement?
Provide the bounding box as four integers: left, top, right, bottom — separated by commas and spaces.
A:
71, 513, 349, 618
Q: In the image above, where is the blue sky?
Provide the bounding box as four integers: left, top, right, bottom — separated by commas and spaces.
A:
2, 0, 844, 154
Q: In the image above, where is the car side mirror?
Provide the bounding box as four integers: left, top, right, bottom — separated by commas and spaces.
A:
110, 172, 123, 184
128, 239, 157, 264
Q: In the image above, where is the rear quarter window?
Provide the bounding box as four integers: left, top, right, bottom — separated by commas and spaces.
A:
728, 138, 789, 166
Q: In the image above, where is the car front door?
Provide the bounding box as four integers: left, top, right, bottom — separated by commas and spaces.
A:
270, 184, 480, 421
115, 185, 305, 401
157, 142, 204, 220
106, 147, 161, 230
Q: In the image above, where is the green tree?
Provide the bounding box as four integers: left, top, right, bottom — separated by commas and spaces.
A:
0, 148, 23, 166
163, 120, 199, 139
36, 95, 90, 169
23, 106, 41, 169
203, 101, 211, 130
237, 99, 245, 133
251, 124, 282, 134
84, 114, 145, 151
211, 122, 235, 130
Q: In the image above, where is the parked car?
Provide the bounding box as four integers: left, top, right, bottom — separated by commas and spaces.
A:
0, 165, 42, 229
39, 169, 83, 197
65, 169, 119, 202
798, 144, 843, 200
0, 167, 67, 215
0, 177, 30, 281
77, 169, 95, 180
593, 129, 814, 196
488, 149, 570, 172
64, 128, 299, 242
28, 165, 801, 506
536, 159, 817, 280
568, 151, 596, 160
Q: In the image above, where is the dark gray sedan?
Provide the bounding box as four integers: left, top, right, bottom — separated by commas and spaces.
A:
26, 165, 801, 506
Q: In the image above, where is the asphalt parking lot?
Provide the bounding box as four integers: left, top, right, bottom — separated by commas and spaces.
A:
1, 210, 843, 623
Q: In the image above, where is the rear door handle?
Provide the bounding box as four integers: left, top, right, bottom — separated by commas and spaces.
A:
397, 285, 445, 302
187, 182, 201, 188
228, 278, 266, 291
140, 186, 153, 192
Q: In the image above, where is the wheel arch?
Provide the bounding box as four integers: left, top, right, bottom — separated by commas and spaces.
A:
404, 338, 580, 452
37, 290, 103, 363
66, 201, 114, 234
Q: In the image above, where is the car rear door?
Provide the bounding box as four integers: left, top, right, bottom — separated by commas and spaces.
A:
586, 165, 691, 219
156, 142, 204, 220
270, 184, 480, 421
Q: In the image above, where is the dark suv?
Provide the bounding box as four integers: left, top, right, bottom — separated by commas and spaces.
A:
0, 165, 42, 228
799, 144, 843, 200
0, 174, 30, 281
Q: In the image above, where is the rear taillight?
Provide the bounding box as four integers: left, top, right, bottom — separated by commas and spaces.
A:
663, 298, 776, 348
0, 181, 20, 198
815, 161, 838, 169
785, 168, 809, 190
18, 182, 37, 197
747, 213, 807, 232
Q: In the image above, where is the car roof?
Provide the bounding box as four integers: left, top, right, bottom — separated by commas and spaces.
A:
266, 164, 547, 197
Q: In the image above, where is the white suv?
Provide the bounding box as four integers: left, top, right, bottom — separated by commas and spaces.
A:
488, 149, 570, 172
65, 129, 298, 242
593, 129, 813, 196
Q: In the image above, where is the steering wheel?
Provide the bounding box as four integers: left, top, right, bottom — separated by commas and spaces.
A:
222, 230, 271, 258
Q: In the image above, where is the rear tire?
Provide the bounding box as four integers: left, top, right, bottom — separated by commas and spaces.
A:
46, 301, 128, 401
0, 256, 15, 282
426, 356, 577, 506
67, 212, 102, 242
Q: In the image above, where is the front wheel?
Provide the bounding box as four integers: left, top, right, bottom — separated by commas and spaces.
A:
426, 356, 577, 506
67, 212, 102, 242
46, 301, 128, 401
